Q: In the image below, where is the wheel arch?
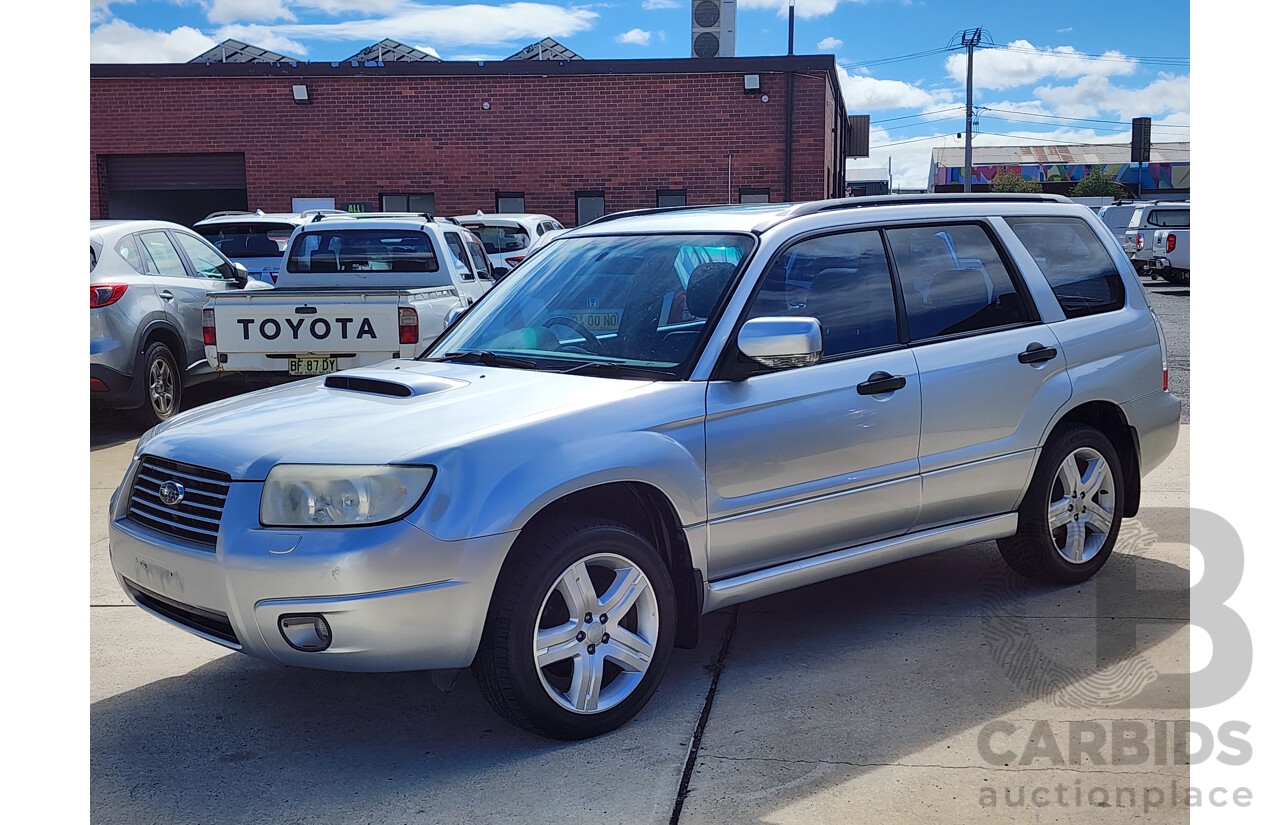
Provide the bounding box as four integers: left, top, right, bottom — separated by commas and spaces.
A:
502, 481, 703, 650
1043, 400, 1140, 518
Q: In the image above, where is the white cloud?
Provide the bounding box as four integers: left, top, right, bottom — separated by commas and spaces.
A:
642, 0, 680, 8
268, 3, 598, 48
207, 0, 294, 25
837, 64, 953, 112
90, 0, 133, 24
1057, 27, 1073, 33
215, 24, 308, 56
1033, 73, 1190, 118
945, 39, 1138, 91
291, 0, 404, 12
739, 0, 870, 20
817, 37, 843, 51
412, 44, 443, 59
616, 28, 652, 46
90, 19, 216, 63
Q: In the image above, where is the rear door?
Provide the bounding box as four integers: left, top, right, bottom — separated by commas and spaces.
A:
884, 222, 1071, 530
136, 230, 213, 372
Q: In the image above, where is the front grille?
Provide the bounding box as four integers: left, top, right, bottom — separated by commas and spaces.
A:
127, 456, 232, 549
123, 579, 240, 646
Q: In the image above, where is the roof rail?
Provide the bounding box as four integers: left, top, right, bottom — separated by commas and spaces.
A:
577, 203, 725, 229
754, 193, 1074, 232
200, 210, 255, 221
298, 208, 345, 220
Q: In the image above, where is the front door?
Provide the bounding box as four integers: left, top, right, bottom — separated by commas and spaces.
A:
704, 229, 922, 580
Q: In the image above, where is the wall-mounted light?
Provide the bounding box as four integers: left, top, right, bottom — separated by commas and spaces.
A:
744, 74, 761, 95
482, 101, 491, 110
292, 84, 311, 105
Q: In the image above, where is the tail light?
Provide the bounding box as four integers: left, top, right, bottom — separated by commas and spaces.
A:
90, 284, 128, 308
1166, 232, 1177, 253
203, 308, 216, 345
399, 306, 419, 345
1137, 234, 1144, 252
1152, 309, 1169, 391
505, 256, 525, 266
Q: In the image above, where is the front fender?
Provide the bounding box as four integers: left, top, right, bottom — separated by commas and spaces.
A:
409, 426, 708, 542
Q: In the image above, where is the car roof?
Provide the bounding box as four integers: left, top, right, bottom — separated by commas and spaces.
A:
293, 215, 441, 233
556, 194, 1076, 238
194, 210, 341, 227
452, 213, 555, 224
89, 219, 188, 239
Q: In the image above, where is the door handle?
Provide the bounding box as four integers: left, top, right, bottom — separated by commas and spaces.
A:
857, 371, 907, 395
1018, 343, 1057, 364
158, 290, 174, 301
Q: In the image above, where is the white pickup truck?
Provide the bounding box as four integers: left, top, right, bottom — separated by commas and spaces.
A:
1150, 228, 1190, 284
1122, 201, 1190, 276
203, 215, 494, 377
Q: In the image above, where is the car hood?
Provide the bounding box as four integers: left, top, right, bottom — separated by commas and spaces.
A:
141, 360, 656, 479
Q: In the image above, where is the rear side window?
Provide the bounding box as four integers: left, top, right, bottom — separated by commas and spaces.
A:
138, 231, 189, 278
465, 239, 494, 280
1006, 217, 1126, 318
1146, 209, 1190, 228
115, 235, 147, 275
885, 224, 1031, 340
286, 229, 439, 273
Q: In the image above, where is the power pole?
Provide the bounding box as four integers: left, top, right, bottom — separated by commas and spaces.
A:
788, 1, 795, 55
961, 27, 983, 193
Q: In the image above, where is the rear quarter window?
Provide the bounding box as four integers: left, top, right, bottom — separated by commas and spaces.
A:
1006, 217, 1126, 318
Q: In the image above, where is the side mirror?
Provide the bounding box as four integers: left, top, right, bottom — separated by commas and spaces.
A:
232, 261, 250, 286
492, 266, 510, 281
444, 304, 468, 328
737, 317, 823, 370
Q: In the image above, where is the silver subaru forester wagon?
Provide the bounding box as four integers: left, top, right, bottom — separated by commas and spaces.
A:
109, 194, 1180, 739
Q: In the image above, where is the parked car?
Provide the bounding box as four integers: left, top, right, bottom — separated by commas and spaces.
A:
202, 215, 492, 377
1150, 227, 1190, 284
1122, 202, 1190, 275
194, 209, 344, 284
1097, 202, 1140, 246
109, 194, 1179, 740
454, 212, 565, 277
90, 219, 267, 425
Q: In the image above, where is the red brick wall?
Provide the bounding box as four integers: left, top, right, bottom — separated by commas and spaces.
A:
89, 70, 838, 224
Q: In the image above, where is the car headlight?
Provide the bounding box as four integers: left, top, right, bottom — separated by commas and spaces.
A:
260, 465, 436, 527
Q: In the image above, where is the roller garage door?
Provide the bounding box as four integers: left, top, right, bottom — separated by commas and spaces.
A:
103, 153, 248, 227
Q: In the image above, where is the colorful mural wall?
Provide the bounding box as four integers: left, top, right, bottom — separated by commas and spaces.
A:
933, 162, 1189, 190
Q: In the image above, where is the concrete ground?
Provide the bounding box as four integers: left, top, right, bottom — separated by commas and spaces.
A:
90, 422, 1189, 824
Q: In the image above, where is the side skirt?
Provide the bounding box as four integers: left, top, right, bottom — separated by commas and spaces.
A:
702, 513, 1018, 612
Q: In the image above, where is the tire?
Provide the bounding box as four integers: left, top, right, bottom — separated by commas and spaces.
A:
998, 424, 1125, 584
473, 516, 677, 740
134, 342, 183, 427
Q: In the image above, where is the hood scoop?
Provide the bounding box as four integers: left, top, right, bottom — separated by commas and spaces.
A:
323, 371, 467, 398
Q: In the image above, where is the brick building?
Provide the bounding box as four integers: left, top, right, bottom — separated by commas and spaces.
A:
89, 55, 855, 227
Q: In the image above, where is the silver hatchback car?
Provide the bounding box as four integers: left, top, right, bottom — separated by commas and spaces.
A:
109, 195, 1180, 739
90, 219, 262, 425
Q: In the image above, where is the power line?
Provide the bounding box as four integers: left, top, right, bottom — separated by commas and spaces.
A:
979, 107, 1191, 129
836, 45, 957, 71
871, 106, 965, 124
980, 43, 1189, 67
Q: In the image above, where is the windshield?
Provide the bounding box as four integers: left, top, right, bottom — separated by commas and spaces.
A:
197, 222, 295, 259
428, 233, 754, 375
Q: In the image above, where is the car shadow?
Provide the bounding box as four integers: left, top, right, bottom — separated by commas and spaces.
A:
91, 522, 1188, 824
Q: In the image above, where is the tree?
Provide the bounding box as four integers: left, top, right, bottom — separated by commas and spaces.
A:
1069, 168, 1129, 200
989, 170, 1043, 193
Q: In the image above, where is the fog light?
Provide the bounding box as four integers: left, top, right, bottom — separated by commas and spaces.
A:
279, 614, 332, 651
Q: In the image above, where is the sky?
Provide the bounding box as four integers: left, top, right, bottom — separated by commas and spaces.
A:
87, 0, 1191, 190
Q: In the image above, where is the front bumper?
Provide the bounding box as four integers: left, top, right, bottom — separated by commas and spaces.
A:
108, 462, 517, 671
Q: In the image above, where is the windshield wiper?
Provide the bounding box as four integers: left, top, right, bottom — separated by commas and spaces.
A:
558, 360, 679, 379
438, 350, 540, 369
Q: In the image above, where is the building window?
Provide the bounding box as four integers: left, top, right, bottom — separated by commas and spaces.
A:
576, 191, 606, 226
381, 193, 436, 214
739, 188, 770, 204
657, 189, 687, 207
496, 192, 525, 213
